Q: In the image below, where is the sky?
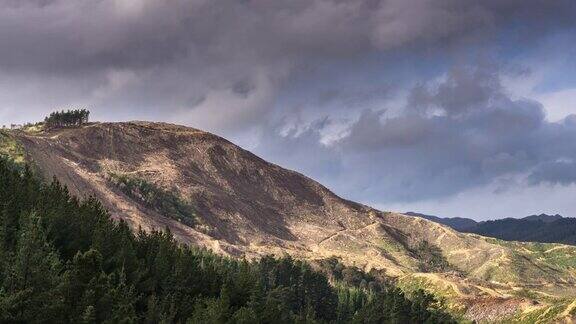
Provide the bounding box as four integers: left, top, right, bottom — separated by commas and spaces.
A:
1, 0, 576, 220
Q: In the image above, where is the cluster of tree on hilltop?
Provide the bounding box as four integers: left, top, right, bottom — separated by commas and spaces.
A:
44, 109, 90, 129
0, 157, 455, 323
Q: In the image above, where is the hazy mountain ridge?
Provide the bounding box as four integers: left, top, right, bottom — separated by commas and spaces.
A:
4, 122, 576, 322
404, 212, 478, 231
523, 214, 564, 223
410, 212, 576, 245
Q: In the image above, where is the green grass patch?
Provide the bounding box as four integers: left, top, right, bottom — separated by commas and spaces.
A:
398, 275, 460, 302
482, 237, 576, 284
108, 172, 196, 226
486, 239, 576, 269
481, 262, 521, 284
21, 123, 45, 134
377, 238, 405, 254
521, 243, 576, 269
513, 289, 541, 300
411, 240, 453, 273
0, 131, 25, 164
510, 300, 570, 324
396, 275, 470, 321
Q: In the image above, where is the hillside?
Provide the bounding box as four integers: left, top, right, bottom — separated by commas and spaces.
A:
410, 212, 576, 245
3, 122, 576, 322
0, 158, 453, 323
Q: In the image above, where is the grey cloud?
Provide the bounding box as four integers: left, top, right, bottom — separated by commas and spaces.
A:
409, 64, 503, 117
1, 0, 576, 207
232, 80, 256, 98
370, 0, 576, 49
1, 0, 573, 72
0, 0, 574, 128
255, 64, 576, 203
316, 85, 394, 109
529, 161, 576, 185
255, 117, 344, 182
343, 110, 432, 149
564, 115, 576, 126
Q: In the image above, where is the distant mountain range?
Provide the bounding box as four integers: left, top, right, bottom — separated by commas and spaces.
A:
406, 212, 576, 245
405, 212, 479, 231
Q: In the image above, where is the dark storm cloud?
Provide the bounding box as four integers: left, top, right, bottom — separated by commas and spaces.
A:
339, 64, 548, 199
1, 0, 576, 205
529, 161, 576, 185
256, 64, 576, 203
0, 0, 370, 74
1, 0, 575, 73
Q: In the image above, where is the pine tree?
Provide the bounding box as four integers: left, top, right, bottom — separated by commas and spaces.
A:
0, 212, 66, 322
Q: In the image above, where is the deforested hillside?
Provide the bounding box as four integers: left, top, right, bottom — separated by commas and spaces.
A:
3, 122, 576, 322
0, 157, 454, 323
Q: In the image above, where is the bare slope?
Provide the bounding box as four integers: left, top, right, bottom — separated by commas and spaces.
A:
8, 122, 576, 320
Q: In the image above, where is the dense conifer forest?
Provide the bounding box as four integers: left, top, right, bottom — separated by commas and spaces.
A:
0, 157, 455, 323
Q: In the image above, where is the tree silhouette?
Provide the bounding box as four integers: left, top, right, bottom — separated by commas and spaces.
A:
44, 109, 90, 129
